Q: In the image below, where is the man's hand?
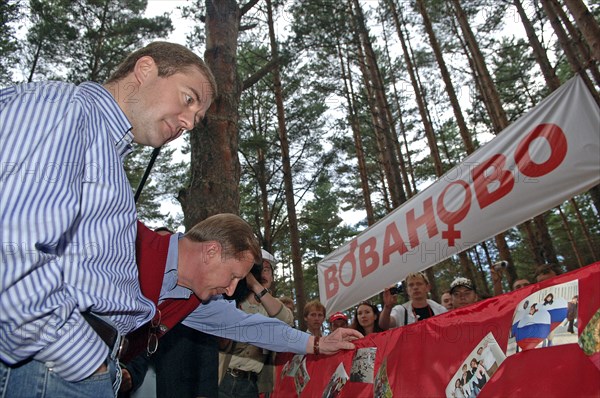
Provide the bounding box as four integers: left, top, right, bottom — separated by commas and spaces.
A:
245, 272, 262, 293
382, 287, 398, 309
308, 328, 363, 355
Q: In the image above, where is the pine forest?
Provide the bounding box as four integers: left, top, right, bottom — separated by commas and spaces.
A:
2, 0, 598, 329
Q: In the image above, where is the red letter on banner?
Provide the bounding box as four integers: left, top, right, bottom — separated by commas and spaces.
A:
382, 222, 408, 265
406, 197, 438, 248
472, 154, 514, 209
515, 123, 567, 177
339, 240, 358, 287
324, 265, 339, 299
359, 237, 379, 277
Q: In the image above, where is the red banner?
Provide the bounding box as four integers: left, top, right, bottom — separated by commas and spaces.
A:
274, 263, 600, 397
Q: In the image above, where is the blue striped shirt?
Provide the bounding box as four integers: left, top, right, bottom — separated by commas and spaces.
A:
0, 81, 155, 381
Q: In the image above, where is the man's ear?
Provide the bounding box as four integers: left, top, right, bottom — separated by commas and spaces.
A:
205, 241, 222, 259
133, 56, 157, 84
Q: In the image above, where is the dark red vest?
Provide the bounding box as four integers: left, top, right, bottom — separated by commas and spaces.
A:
121, 222, 201, 362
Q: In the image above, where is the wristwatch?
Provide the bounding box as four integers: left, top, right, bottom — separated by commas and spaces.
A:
254, 288, 269, 302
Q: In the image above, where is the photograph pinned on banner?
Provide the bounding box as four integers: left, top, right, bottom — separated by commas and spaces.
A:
294, 356, 310, 396
507, 280, 579, 355
578, 307, 600, 372
349, 347, 377, 383
445, 332, 505, 398
322, 362, 349, 398
282, 354, 305, 378
373, 358, 393, 398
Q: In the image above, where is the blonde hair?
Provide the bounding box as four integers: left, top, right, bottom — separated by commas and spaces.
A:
404, 272, 429, 285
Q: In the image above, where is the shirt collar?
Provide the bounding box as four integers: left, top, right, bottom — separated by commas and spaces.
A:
159, 233, 193, 302
78, 82, 134, 158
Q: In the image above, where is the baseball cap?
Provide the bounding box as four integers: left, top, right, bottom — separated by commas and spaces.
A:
329, 312, 348, 323
450, 277, 475, 294
261, 249, 277, 265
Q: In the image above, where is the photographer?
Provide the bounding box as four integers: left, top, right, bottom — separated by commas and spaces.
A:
219, 249, 292, 398
379, 272, 447, 330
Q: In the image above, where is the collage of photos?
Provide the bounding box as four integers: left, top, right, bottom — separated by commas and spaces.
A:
445, 332, 506, 398
507, 280, 579, 355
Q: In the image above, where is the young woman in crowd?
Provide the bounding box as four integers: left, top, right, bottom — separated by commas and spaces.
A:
350, 302, 384, 336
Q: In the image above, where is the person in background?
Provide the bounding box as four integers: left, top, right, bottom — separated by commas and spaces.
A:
279, 296, 296, 317
350, 302, 384, 336
329, 312, 349, 333
218, 249, 292, 398
304, 300, 326, 337
379, 272, 447, 329
0, 41, 216, 397
450, 277, 479, 309
441, 290, 453, 311
512, 278, 531, 290
535, 265, 558, 282
566, 295, 578, 334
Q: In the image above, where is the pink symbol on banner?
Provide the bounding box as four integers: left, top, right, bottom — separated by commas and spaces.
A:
515, 303, 551, 351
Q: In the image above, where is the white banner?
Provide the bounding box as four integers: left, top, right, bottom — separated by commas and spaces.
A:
318, 75, 600, 315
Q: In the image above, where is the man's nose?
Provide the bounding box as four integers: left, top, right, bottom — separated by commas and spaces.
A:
225, 280, 239, 296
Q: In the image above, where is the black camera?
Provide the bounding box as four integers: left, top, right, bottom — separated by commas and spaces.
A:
492, 260, 508, 271
224, 262, 263, 303
389, 285, 403, 295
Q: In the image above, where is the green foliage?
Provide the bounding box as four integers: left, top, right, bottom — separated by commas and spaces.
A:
0, 0, 22, 84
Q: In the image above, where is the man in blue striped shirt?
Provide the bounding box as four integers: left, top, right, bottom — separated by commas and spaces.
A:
0, 42, 216, 397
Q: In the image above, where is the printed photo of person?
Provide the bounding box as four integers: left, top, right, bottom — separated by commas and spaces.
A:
445, 333, 505, 398
507, 280, 579, 355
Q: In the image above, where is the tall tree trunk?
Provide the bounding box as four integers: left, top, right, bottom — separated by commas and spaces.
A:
266, 0, 306, 328
563, 0, 600, 62
387, 0, 443, 177
519, 221, 546, 265
338, 43, 376, 226
513, 0, 561, 90
179, 0, 244, 227
533, 212, 560, 265
450, 0, 509, 132
550, 0, 600, 86
350, 0, 406, 207
378, 13, 414, 198
569, 198, 599, 260
557, 205, 584, 269
540, 0, 600, 107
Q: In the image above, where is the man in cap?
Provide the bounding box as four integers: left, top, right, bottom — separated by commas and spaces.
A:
329, 312, 349, 333
450, 277, 479, 309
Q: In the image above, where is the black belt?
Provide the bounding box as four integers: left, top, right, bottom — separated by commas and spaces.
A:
227, 368, 258, 381
82, 311, 128, 360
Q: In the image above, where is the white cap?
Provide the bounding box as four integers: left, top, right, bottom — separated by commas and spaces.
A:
261, 249, 277, 265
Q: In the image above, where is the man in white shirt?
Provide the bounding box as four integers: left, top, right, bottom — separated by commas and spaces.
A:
379, 272, 447, 329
